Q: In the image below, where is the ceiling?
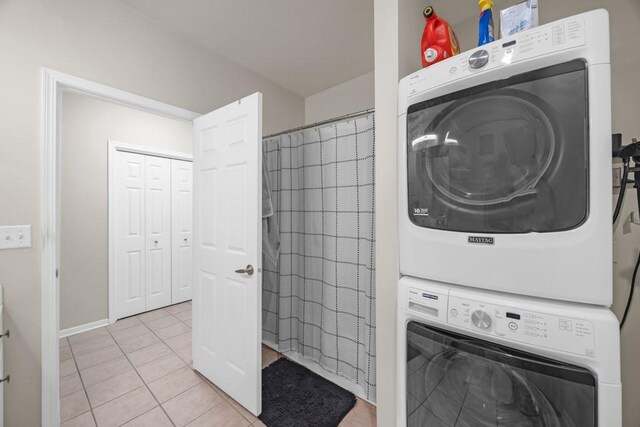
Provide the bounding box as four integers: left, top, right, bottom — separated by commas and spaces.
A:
117, 0, 374, 97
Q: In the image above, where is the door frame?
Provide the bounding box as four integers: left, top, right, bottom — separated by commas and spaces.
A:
41, 68, 199, 426
108, 141, 192, 324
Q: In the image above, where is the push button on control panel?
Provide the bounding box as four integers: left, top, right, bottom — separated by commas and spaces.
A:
468, 49, 490, 69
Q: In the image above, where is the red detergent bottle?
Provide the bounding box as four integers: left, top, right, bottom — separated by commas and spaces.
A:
421, 5, 461, 68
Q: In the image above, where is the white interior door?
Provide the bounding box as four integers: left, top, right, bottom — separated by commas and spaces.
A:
192, 93, 263, 415
145, 155, 172, 311
115, 151, 147, 318
171, 159, 193, 304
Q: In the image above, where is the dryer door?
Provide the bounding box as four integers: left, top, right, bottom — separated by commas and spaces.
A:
406, 321, 596, 427
406, 60, 588, 234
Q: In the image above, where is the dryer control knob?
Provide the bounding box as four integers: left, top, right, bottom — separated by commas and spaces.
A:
469, 49, 490, 69
471, 310, 492, 330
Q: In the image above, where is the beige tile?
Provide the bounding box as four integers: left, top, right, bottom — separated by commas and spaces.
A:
144, 314, 181, 332
80, 355, 134, 388
60, 337, 70, 348
92, 386, 157, 427
182, 317, 192, 327
118, 332, 161, 354
60, 389, 90, 422
75, 343, 123, 371
201, 378, 229, 400
86, 370, 144, 408
338, 398, 376, 427
61, 411, 96, 427
60, 372, 84, 398
261, 346, 280, 368
60, 358, 78, 377
166, 302, 191, 315
128, 342, 173, 367
71, 334, 116, 356
68, 328, 110, 345
174, 309, 192, 322
186, 400, 249, 427
174, 344, 192, 364
252, 420, 267, 427
60, 345, 74, 362
137, 308, 170, 323
162, 382, 224, 426
136, 353, 187, 384
148, 366, 203, 403
155, 322, 191, 340
227, 396, 258, 424
122, 407, 173, 427
110, 324, 150, 343
165, 331, 191, 351
107, 316, 142, 332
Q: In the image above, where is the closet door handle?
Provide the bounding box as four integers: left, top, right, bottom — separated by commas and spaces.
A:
234, 265, 254, 276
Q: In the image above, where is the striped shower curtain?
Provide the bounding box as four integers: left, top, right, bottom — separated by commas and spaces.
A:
262, 113, 376, 401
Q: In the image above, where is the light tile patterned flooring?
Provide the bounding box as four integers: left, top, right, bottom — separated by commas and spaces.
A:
60, 301, 376, 426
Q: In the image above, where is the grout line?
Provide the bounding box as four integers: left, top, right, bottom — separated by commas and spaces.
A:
65, 336, 99, 426
104, 316, 177, 427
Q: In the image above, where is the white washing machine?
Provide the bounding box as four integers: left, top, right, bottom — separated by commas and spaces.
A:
398, 10, 612, 305
397, 276, 621, 427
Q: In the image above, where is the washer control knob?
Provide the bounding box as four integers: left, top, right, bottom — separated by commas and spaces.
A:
471, 310, 492, 330
469, 49, 490, 69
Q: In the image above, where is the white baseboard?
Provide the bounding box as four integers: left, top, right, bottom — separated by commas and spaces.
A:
59, 319, 109, 338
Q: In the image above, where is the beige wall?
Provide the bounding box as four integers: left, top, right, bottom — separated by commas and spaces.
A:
380, 0, 640, 426
373, 0, 401, 426
304, 71, 375, 125
0, 0, 304, 424
59, 92, 193, 331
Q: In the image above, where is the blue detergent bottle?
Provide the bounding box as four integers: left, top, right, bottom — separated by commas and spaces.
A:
478, 0, 495, 46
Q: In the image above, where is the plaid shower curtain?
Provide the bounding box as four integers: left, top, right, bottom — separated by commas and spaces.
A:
262, 113, 376, 401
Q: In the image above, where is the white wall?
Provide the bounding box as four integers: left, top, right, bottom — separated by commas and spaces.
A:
373, 1, 402, 426
0, 0, 303, 424
381, 0, 640, 426
304, 71, 374, 125
59, 92, 193, 331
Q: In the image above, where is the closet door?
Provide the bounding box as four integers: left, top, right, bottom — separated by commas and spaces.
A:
145, 155, 173, 311
115, 151, 147, 318
171, 159, 193, 304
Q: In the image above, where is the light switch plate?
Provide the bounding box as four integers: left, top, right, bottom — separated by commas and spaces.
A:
0, 225, 32, 249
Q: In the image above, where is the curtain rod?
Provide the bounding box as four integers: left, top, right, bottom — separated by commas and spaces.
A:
263, 108, 375, 140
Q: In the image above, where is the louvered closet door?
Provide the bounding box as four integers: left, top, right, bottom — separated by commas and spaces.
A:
115, 151, 147, 318
171, 159, 193, 304
145, 155, 173, 311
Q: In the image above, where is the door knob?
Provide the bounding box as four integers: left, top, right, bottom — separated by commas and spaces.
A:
234, 265, 254, 276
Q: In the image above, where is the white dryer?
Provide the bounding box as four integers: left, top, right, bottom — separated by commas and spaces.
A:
397, 276, 621, 427
398, 10, 612, 305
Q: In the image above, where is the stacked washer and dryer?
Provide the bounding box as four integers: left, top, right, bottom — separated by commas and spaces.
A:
397, 10, 621, 427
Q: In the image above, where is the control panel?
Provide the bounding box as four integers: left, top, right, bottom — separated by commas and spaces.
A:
447, 296, 596, 357
406, 15, 586, 99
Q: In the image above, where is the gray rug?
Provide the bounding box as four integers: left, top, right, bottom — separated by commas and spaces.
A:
259, 358, 357, 427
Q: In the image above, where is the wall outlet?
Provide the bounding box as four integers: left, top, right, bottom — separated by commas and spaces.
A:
0, 225, 32, 250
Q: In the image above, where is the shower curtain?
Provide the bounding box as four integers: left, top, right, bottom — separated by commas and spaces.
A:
262, 113, 376, 401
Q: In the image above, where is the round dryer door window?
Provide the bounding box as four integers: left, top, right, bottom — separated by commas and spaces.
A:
423, 92, 555, 206
406, 60, 589, 234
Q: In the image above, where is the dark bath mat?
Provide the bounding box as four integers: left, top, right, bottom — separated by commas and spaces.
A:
259, 358, 357, 427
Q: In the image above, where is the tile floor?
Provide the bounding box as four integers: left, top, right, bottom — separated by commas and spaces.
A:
60, 301, 376, 426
